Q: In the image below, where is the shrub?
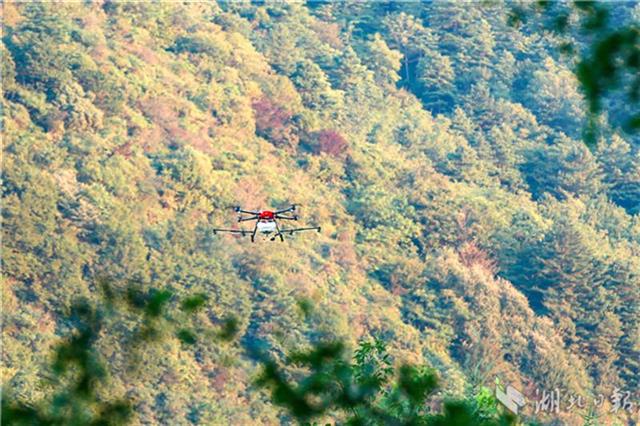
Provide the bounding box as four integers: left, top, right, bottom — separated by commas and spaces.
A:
310, 129, 348, 157
252, 96, 299, 149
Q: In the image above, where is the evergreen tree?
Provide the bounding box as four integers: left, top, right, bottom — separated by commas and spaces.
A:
524, 57, 586, 139
382, 12, 436, 85
522, 138, 604, 200
597, 134, 640, 214
364, 33, 403, 88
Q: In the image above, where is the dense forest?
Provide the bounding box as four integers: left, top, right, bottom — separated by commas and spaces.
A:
2, 2, 640, 425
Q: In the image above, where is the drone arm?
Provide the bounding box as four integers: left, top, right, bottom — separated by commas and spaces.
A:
238, 216, 258, 222
213, 228, 250, 236
279, 226, 321, 235
275, 214, 298, 220
235, 207, 260, 215
274, 205, 296, 215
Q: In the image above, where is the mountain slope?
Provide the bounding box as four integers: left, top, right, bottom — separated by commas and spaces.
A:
2, 2, 639, 424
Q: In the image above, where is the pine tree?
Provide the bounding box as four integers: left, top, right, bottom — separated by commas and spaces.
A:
415, 49, 455, 114
290, 59, 343, 114
597, 134, 640, 214
382, 12, 436, 86
364, 33, 402, 88
524, 57, 586, 138
522, 138, 604, 200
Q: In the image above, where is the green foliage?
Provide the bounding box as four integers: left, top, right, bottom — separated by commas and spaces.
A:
2, 281, 240, 425
180, 293, 208, 313
3, 298, 126, 426
1, 297, 513, 426
256, 339, 515, 425
216, 316, 240, 342
521, 139, 603, 200
510, 1, 640, 145
597, 134, 640, 214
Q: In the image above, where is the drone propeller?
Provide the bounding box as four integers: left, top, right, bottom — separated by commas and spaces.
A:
273, 204, 299, 215
233, 206, 261, 217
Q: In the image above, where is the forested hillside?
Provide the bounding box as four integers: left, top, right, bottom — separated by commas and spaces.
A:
2, 2, 640, 425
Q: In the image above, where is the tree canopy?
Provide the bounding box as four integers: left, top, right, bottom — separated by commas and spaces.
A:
2, 2, 639, 425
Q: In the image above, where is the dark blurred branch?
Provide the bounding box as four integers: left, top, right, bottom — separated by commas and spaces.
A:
509, 1, 640, 147
2, 279, 239, 425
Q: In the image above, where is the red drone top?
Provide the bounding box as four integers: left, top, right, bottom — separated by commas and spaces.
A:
258, 210, 275, 220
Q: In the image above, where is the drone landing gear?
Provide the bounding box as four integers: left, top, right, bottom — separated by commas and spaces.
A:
273, 223, 285, 242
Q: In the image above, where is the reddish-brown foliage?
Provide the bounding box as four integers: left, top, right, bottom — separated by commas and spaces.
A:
210, 370, 228, 392
139, 97, 208, 151
457, 241, 498, 275
312, 129, 349, 157
252, 97, 299, 149
309, 21, 343, 49
140, 97, 180, 125
235, 176, 267, 209
333, 230, 358, 268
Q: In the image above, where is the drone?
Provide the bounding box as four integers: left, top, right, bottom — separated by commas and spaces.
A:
213, 204, 321, 242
